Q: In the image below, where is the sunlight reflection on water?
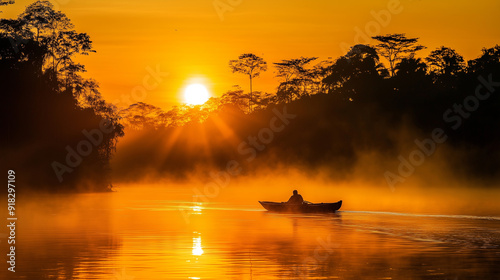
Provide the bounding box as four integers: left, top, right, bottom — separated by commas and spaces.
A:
4, 186, 500, 280
192, 233, 204, 256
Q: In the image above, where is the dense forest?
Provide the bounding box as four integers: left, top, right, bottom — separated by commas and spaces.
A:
116, 40, 500, 186
1, 1, 123, 192
2, 1, 499, 192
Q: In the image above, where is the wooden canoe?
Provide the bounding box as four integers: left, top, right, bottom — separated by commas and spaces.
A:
259, 200, 342, 213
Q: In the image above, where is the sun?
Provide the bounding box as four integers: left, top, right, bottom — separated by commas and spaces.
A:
184, 84, 210, 105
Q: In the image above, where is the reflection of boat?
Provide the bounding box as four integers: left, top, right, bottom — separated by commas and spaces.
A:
258, 200, 342, 213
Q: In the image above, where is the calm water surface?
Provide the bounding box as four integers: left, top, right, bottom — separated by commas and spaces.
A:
4, 186, 500, 279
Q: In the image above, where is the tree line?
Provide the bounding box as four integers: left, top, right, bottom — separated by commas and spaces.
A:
121, 33, 499, 132
2, 1, 499, 188
1, 1, 123, 192
117, 36, 500, 183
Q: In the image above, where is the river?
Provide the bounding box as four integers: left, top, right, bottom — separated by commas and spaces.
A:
3, 185, 500, 279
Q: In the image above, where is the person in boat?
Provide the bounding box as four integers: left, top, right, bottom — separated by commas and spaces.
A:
287, 190, 304, 205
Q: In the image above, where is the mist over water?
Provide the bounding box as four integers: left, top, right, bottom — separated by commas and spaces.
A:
2, 2, 500, 279
3, 183, 500, 280
110, 90, 500, 206
111, 158, 500, 216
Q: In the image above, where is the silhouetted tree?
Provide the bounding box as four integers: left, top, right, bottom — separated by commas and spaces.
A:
309, 60, 333, 95
425, 46, 465, 89
229, 53, 267, 112
1, 1, 123, 192
119, 102, 165, 130
19, 1, 94, 82
372, 33, 425, 76
251, 91, 275, 111
274, 57, 318, 99
275, 82, 295, 104
274, 57, 316, 85
21, 1, 71, 40
467, 45, 500, 75
220, 86, 248, 111
395, 57, 428, 77
393, 57, 431, 97
323, 44, 387, 101
426, 46, 465, 76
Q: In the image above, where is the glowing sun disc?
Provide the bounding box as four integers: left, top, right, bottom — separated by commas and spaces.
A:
184, 84, 210, 105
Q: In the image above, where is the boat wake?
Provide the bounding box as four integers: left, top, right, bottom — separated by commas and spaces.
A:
342, 210, 500, 221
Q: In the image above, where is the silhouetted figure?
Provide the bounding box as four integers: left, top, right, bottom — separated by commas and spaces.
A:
287, 190, 304, 205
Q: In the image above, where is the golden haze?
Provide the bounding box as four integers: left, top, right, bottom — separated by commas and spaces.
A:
2, 0, 499, 109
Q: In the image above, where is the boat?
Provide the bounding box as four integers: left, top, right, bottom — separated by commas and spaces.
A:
258, 200, 342, 213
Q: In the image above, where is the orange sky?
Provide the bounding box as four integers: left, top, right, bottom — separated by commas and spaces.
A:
3, 0, 500, 110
